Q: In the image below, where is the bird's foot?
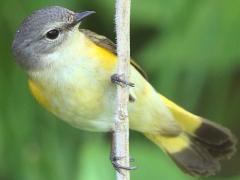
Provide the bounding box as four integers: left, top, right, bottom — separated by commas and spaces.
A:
110, 153, 137, 174
111, 74, 135, 87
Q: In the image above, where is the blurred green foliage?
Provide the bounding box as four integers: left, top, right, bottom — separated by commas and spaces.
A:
0, 0, 240, 180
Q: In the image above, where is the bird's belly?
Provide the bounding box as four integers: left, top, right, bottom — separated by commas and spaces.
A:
29, 78, 116, 132
54, 86, 116, 131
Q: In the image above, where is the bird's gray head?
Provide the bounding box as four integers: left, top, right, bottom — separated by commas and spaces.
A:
12, 6, 95, 70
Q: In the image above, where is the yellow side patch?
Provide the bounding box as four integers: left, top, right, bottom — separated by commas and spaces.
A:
28, 80, 51, 110
159, 94, 202, 134
145, 133, 190, 154
86, 38, 117, 70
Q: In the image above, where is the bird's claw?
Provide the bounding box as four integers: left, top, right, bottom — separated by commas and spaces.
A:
111, 74, 135, 87
110, 154, 137, 175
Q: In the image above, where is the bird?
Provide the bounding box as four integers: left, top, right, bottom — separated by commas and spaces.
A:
12, 6, 237, 176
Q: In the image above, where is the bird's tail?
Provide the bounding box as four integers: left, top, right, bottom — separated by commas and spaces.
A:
144, 95, 237, 176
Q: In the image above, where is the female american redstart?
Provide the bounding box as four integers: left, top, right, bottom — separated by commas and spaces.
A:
12, 6, 237, 176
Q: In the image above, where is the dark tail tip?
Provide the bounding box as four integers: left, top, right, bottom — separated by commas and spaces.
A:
169, 118, 237, 177
170, 138, 221, 176
194, 118, 237, 160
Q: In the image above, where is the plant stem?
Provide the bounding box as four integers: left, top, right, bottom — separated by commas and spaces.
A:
114, 0, 131, 180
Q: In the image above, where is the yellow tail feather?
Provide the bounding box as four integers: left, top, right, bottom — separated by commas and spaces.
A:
159, 94, 202, 134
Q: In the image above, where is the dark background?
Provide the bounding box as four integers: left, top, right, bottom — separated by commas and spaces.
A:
0, 0, 240, 179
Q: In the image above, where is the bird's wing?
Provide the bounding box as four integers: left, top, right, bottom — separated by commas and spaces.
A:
80, 29, 148, 80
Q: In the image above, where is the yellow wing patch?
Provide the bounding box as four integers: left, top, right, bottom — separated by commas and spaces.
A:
81, 29, 148, 79
87, 39, 117, 71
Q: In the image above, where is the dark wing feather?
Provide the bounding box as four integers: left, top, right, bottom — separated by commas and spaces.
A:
80, 29, 148, 79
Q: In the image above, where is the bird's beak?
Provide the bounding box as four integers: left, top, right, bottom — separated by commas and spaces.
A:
72, 11, 95, 25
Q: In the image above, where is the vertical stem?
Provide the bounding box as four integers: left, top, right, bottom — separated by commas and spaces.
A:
114, 0, 131, 180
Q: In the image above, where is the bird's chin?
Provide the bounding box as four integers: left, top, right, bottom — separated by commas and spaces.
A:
15, 55, 39, 72
18, 54, 53, 73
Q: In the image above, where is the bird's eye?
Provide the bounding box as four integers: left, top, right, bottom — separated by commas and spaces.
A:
46, 29, 60, 40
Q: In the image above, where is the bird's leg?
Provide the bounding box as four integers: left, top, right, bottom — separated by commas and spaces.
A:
110, 132, 137, 174
111, 73, 135, 87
